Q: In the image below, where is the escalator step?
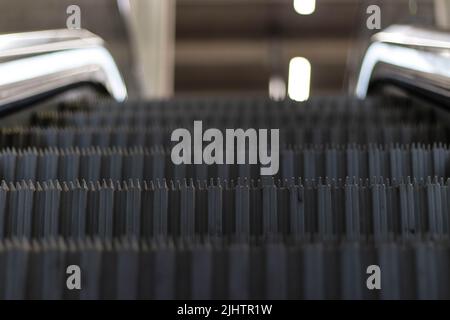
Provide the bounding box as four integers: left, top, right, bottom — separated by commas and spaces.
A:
0, 178, 449, 240
0, 238, 449, 300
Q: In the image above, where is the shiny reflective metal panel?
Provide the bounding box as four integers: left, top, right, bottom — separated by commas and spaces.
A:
0, 29, 127, 109
356, 25, 450, 101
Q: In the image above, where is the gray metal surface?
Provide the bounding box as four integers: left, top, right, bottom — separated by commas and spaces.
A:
356, 25, 450, 100
0, 29, 127, 109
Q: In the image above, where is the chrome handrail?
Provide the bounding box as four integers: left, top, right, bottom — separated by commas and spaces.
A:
355, 25, 450, 101
0, 29, 127, 109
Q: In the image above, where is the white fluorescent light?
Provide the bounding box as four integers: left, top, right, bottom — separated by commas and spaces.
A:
288, 57, 311, 102
293, 0, 316, 15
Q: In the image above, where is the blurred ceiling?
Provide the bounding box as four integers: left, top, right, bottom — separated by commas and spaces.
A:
175, 0, 436, 95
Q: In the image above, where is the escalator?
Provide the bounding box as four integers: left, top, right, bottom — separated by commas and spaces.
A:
1, 26, 450, 300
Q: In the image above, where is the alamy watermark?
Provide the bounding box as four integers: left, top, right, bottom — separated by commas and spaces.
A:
366, 5, 381, 30
366, 265, 381, 290
66, 5, 81, 30
171, 121, 280, 176
66, 265, 81, 290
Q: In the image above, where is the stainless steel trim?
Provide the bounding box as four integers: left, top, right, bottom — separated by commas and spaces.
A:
0, 29, 127, 108
355, 25, 450, 100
